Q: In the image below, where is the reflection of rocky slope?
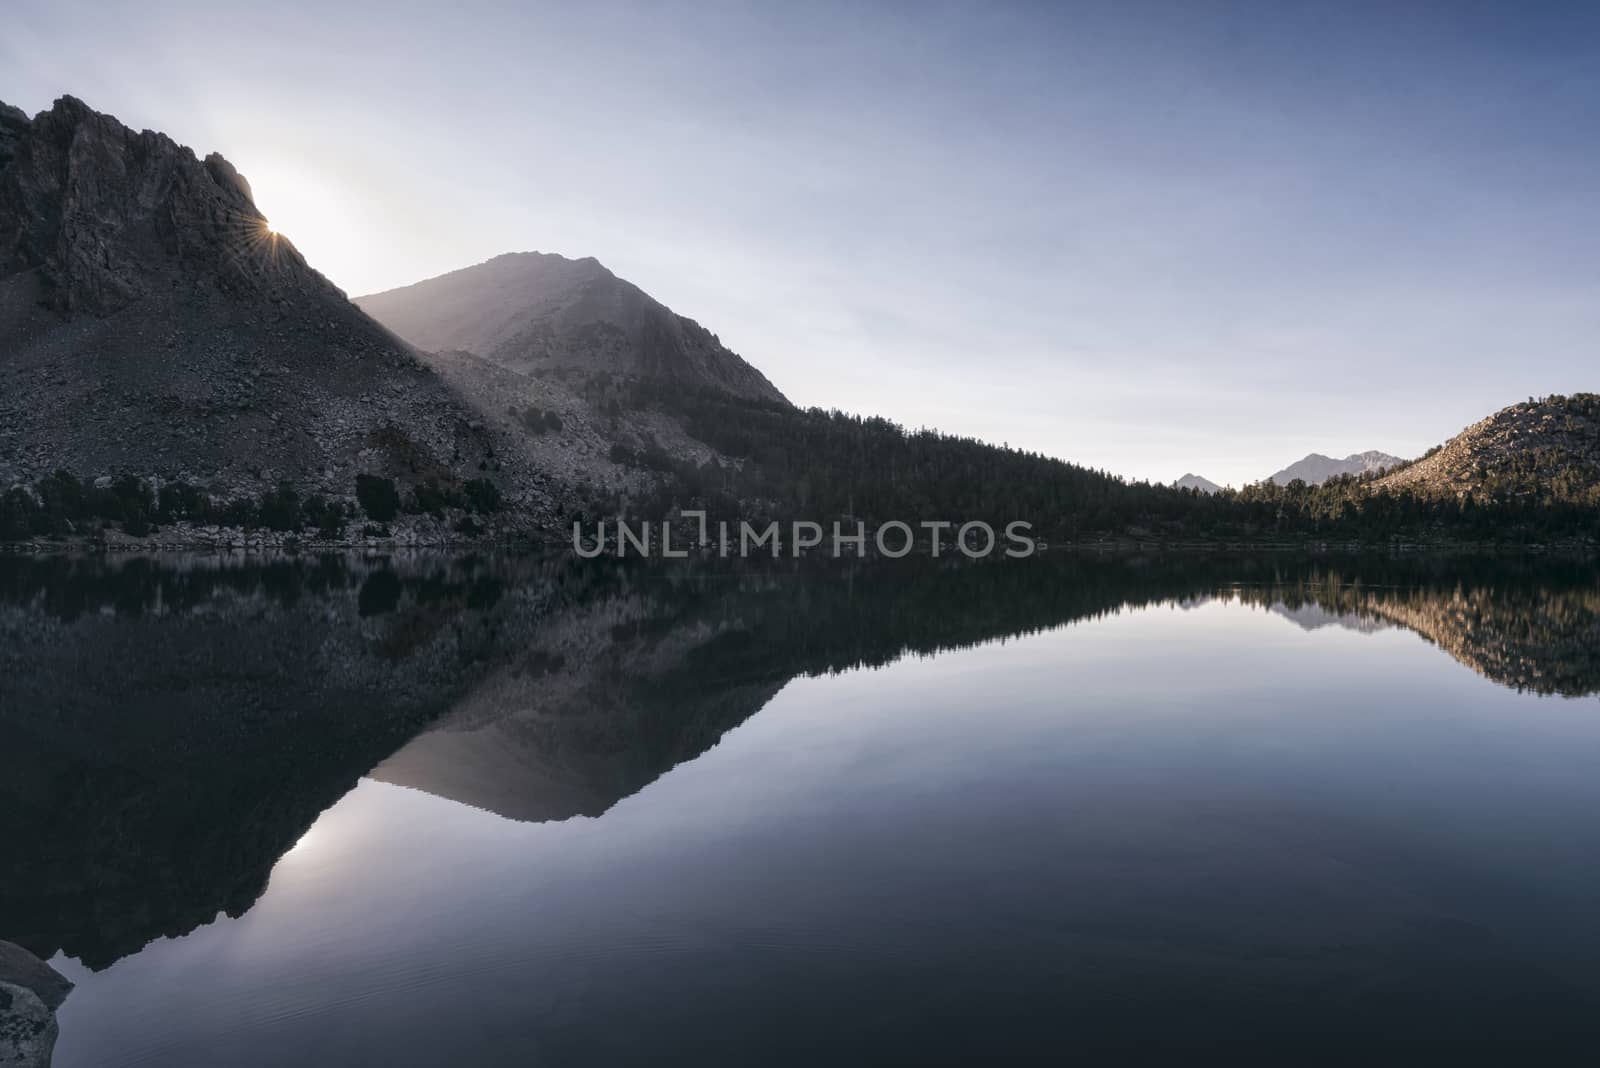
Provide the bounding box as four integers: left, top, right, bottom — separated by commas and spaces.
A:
1359, 588, 1600, 696
372, 572, 790, 821
1248, 563, 1600, 696
1269, 603, 1392, 634
384, 556, 1600, 824
0, 554, 557, 969
375, 556, 1485, 823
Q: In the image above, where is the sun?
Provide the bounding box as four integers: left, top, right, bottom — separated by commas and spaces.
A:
247, 162, 370, 284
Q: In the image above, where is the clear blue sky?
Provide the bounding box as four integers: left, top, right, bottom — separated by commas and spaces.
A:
6, 1, 1598, 486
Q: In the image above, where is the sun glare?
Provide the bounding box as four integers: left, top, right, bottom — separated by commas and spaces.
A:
247, 164, 362, 279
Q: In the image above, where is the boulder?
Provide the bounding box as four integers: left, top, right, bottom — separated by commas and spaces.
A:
0, 945, 70, 1012
0, 983, 58, 1068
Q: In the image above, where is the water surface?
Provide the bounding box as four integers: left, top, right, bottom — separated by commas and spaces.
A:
3, 553, 1599, 1064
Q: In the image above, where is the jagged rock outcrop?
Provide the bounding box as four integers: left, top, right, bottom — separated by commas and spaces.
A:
1375, 395, 1600, 503
0, 96, 544, 513
354, 252, 788, 405
0, 96, 331, 318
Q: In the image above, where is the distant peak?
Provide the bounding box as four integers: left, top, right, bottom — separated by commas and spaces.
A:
1268, 449, 1406, 486
1174, 473, 1222, 493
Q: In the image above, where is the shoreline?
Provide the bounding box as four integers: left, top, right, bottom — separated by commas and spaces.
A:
2, 535, 1593, 557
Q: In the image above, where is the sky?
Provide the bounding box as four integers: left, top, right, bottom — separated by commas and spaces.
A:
5, 0, 1598, 486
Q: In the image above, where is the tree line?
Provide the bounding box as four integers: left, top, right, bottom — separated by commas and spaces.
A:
1, 470, 503, 541
586, 382, 1600, 545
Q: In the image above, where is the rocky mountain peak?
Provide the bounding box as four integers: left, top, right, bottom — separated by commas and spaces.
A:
0, 95, 340, 318
1, 96, 538, 507
355, 251, 788, 405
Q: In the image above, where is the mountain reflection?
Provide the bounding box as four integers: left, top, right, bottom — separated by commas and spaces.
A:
1, 551, 1596, 970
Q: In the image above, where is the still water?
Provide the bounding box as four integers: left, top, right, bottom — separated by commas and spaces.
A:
3, 553, 1599, 1064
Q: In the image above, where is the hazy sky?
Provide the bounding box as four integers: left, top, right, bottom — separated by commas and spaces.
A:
5, 1, 1598, 485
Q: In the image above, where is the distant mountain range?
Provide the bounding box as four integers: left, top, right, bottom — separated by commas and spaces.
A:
1179, 406, 1600, 502
1175, 451, 1406, 493
1269, 450, 1406, 486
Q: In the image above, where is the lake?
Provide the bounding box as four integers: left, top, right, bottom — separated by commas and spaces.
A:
3, 552, 1599, 1064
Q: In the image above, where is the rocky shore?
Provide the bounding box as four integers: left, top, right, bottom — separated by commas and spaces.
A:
0, 514, 547, 553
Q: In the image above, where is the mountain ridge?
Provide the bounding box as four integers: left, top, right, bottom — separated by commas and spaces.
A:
1269, 450, 1405, 486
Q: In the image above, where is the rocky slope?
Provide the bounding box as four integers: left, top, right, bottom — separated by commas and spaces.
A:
354, 251, 787, 405
0, 97, 543, 516
1375, 395, 1600, 503
1269, 450, 1405, 486
416, 344, 724, 503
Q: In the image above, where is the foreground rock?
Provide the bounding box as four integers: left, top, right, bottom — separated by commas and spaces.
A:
0, 941, 70, 1068
0, 983, 58, 1068
0, 944, 71, 1012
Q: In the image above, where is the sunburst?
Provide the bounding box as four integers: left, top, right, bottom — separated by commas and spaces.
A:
216, 212, 292, 280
